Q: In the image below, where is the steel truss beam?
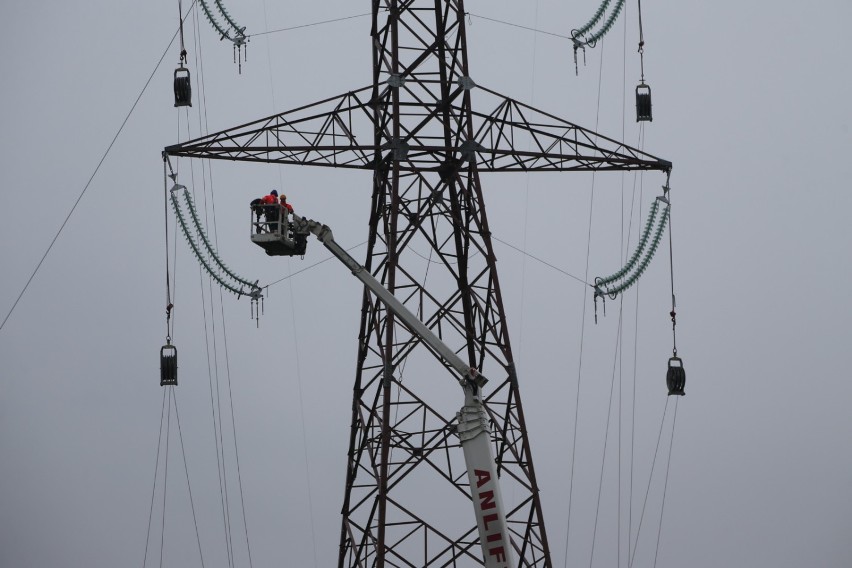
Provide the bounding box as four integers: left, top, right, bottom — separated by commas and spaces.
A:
164, 1, 670, 566
163, 88, 671, 173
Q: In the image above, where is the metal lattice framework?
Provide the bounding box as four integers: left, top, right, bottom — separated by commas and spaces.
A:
165, 2, 670, 566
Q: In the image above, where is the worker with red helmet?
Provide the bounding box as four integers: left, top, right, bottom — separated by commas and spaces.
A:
261, 189, 280, 232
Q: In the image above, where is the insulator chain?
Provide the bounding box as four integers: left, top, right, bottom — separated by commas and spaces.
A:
170, 188, 261, 301
199, 0, 246, 46
594, 197, 670, 301
180, 190, 257, 290
572, 0, 626, 49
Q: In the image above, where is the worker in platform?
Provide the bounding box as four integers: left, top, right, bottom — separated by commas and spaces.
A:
280, 194, 306, 252
250, 198, 264, 233
280, 193, 294, 216
261, 189, 279, 233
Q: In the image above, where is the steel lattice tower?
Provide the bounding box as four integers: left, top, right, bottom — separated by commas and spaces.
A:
165, 2, 670, 565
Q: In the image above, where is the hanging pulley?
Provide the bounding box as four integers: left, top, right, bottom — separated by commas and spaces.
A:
173, 1, 191, 107
160, 342, 178, 386
174, 64, 192, 108
666, 355, 685, 396
636, 82, 652, 122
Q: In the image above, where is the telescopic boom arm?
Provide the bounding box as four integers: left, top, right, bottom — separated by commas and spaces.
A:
291, 214, 517, 567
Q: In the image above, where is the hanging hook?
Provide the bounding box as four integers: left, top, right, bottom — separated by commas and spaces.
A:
166, 301, 173, 344
571, 34, 588, 76
163, 153, 178, 182
592, 282, 606, 324
670, 308, 677, 354
572, 40, 581, 76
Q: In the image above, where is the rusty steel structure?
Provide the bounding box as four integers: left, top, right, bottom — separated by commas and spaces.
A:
165, 1, 670, 566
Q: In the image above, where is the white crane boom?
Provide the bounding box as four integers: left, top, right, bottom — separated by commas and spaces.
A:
290, 214, 516, 568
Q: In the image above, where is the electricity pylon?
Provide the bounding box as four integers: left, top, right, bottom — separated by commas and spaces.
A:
165, 2, 671, 566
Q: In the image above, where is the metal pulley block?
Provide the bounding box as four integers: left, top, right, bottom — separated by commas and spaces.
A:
160, 343, 178, 386
666, 356, 685, 396
636, 83, 652, 122
174, 66, 192, 108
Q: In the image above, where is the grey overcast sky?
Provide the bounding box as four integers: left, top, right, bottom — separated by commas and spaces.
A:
2, 1, 851, 567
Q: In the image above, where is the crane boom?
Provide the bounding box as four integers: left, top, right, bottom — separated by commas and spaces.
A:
291, 214, 516, 567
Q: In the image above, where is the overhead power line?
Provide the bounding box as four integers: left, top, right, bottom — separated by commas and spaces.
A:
0, 4, 196, 334
468, 13, 575, 41
249, 12, 374, 38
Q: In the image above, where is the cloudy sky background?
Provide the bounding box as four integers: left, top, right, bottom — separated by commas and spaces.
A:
1, 1, 851, 567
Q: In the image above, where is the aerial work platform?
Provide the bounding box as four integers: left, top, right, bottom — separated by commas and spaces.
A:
249, 204, 307, 257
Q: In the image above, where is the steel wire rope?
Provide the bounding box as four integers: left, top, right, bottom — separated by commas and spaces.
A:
194, 37, 254, 561
194, 15, 238, 567
171, 108, 183, 339
286, 271, 320, 568
172, 388, 207, 568
615, 13, 636, 564
653, 397, 678, 568
503, 0, 543, 523
217, 292, 255, 568
589, 111, 643, 568
159, 387, 173, 568
0, 1, 198, 334
201, 126, 254, 568
516, 0, 541, 381
259, 2, 318, 563
172, 221, 180, 332
142, 389, 168, 568
628, 397, 670, 568
653, 174, 680, 568
637, 0, 646, 82
629, 121, 646, 566
589, 310, 624, 568
165, 161, 174, 341
563, 38, 606, 568
202, 158, 256, 568
192, 8, 241, 563
617, 14, 628, 565
628, 281, 639, 563
186, 11, 235, 565
667, 187, 678, 355
201, 254, 237, 568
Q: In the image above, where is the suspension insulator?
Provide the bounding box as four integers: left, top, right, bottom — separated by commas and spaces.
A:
636, 83, 652, 122
160, 344, 178, 386
666, 356, 685, 396
174, 67, 192, 108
